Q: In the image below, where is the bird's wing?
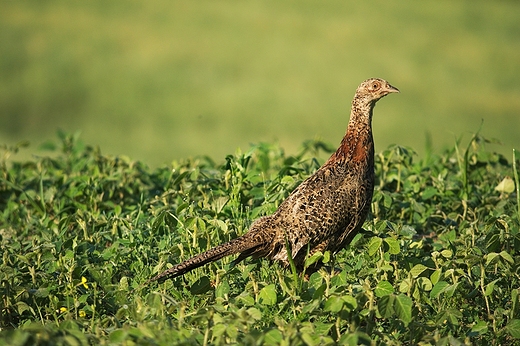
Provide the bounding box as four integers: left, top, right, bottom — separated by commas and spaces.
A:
273, 162, 361, 257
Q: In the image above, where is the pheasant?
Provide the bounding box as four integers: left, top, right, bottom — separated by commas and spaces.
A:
148, 78, 399, 283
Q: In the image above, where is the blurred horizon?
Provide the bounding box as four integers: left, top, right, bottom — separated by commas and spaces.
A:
1, 1, 519, 167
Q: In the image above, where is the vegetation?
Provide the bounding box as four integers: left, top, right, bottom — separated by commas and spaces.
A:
1, 131, 519, 345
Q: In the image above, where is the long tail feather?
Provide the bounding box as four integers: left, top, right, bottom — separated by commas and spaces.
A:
147, 235, 257, 284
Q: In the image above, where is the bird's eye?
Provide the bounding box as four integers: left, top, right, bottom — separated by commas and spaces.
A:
372, 83, 380, 90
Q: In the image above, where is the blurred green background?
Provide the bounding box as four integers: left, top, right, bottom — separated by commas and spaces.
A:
1, 0, 519, 167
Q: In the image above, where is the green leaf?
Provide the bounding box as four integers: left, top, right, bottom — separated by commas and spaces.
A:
484, 279, 499, 297
470, 320, 488, 336
322, 250, 331, 264
410, 264, 428, 278
247, 307, 262, 320
340, 333, 359, 346
210, 219, 228, 233
430, 269, 441, 285
417, 277, 433, 291
109, 330, 128, 343
215, 280, 230, 298
258, 284, 277, 306
485, 252, 500, 266
430, 281, 449, 299
412, 284, 420, 300
375, 281, 394, 297
440, 249, 453, 258
238, 293, 255, 307
314, 322, 333, 336
281, 175, 295, 184
127, 327, 146, 339
506, 319, 520, 339
212, 324, 226, 338
382, 193, 393, 208
15, 302, 33, 315
341, 295, 358, 311
443, 282, 459, 298
190, 276, 212, 295
399, 225, 417, 238
377, 295, 394, 318
367, 237, 383, 256
384, 238, 400, 255
301, 333, 316, 346
34, 287, 51, 298
446, 308, 462, 325
394, 294, 413, 326
339, 331, 372, 346
304, 251, 323, 268
324, 296, 344, 313
500, 250, 514, 264
486, 234, 501, 253
495, 176, 515, 193
421, 186, 438, 200
302, 299, 320, 315
226, 324, 238, 339
399, 279, 412, 293
264, 329, 283, 345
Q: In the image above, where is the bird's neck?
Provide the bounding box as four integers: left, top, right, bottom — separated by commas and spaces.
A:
328, 97, 375, 164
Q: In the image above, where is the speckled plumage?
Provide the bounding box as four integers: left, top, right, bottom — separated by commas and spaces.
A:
149, 78, 399, 283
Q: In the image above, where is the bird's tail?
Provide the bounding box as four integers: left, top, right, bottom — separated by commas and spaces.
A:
146, 234, 260, 284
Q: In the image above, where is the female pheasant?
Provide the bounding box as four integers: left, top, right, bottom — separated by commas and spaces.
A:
149, 78, 399, 283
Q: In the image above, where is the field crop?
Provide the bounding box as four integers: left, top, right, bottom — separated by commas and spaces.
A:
1, 131, 520, 345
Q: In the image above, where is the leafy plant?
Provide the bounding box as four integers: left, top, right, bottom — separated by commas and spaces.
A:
1, 132, 519, 345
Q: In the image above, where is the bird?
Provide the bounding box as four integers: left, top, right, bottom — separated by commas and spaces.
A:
148, 78, 399, 284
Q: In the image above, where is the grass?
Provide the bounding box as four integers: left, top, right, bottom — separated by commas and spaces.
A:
1, 1, 520, 166
1, 131, 520, 345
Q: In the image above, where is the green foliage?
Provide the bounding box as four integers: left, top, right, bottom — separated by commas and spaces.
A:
1, 132, 519, 345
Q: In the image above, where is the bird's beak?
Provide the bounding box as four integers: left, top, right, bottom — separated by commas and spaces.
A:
385, 83, 400, 93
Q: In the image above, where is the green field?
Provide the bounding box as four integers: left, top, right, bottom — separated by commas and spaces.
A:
1, 1, 519, 166
1, 132, 520, 344
2, 2, 520, 344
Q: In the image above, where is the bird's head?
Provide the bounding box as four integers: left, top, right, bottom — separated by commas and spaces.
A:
356, 78, 399, 103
